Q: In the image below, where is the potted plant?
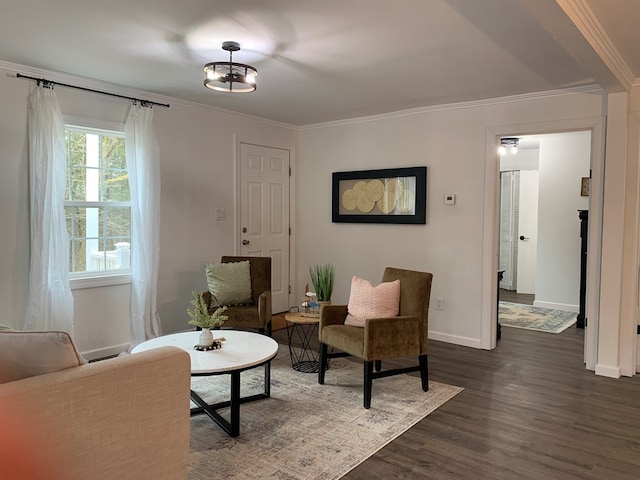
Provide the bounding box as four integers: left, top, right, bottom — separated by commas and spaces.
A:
187, 290, 228, 348
309, 263, 335, 303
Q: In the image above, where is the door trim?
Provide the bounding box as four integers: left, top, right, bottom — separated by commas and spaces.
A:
481, 116, 605, 372
234, 135, 297, 313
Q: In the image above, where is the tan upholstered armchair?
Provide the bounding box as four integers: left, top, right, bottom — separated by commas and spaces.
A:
318, 267, 433, 408
202, 256, 273, 335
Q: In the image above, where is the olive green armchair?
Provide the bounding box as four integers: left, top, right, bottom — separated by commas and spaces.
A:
318, 267, 433, 408
202, 255, 272, 335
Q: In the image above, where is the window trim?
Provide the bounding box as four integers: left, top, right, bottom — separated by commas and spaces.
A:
64, 115, 125, 134
64, 123, 132, 280
65, 200, 130, 208
70, 272, 132, 290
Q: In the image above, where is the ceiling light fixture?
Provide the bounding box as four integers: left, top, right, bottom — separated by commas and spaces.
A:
204, 41, 257, 93
498, 137, 519, 156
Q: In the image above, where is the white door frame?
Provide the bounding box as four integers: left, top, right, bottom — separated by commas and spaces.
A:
481, 116, 605, 371
234, 135, 297, 313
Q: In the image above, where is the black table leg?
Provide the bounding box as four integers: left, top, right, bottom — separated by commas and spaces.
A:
190, 361, 272, 437
229, 371, 240, 437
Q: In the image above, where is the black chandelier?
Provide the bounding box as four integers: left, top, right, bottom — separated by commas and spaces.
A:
203, 41, 257, 93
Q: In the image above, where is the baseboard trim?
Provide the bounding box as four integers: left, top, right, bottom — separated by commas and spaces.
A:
428, 331, 482, 349
82, 343, 130, 361
532, 300, 579, 312
595, 363, 622, 378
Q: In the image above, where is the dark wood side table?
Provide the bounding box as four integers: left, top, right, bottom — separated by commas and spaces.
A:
577, 210, 588, 328
497, 270, 505, 340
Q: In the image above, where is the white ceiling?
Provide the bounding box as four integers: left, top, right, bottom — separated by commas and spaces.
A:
1, 0, 638, 126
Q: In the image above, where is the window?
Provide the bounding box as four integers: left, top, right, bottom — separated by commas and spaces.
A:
65, 126, 131, 279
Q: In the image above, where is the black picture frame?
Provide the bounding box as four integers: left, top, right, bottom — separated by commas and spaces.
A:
332, 166, 427, 224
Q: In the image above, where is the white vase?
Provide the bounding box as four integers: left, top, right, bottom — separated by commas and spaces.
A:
198, 328, 214, 347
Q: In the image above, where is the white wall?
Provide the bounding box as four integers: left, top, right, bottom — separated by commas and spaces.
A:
297, 92, 604, 348
535, 132, 590, 310
500, 148, 539, 172
0, 65, 296, 357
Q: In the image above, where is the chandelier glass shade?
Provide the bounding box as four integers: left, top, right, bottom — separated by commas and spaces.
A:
203, 41, 257, 93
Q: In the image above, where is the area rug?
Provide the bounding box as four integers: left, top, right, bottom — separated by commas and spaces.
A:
499, 301, 577, 333
188, 345, 462, 480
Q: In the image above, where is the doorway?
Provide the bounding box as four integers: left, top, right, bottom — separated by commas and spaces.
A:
483, 118, 605, 371
238, 142, 291, 314
498, 136, 542, 306
496, 131, 592, 338
499, 169, 539, 302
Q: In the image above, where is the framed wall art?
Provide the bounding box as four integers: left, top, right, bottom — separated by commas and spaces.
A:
332, 166, 427, 224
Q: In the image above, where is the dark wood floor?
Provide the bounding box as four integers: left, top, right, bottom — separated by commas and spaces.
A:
273, 323, 640, 479
499, 288, 534, 305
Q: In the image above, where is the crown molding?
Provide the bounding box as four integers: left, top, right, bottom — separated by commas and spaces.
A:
1, 60, 171, 104
300, 84, 603, 130
556, 0, 636, 91
0, 60, 296, 130
0, 59, 608, 130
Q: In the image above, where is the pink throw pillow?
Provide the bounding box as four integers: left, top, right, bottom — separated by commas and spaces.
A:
344, 276, 400, 327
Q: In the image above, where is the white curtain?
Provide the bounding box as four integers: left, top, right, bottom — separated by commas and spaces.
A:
24, 83, 74, 332
125, 103, 162, 345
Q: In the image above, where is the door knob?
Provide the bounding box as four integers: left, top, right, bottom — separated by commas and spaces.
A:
519, 235, 529, 241
242, 239, 250, 245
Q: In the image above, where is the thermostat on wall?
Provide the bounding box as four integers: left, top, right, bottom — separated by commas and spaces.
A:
444, 194, 456, 205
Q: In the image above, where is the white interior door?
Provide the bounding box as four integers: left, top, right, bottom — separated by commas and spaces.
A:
239, 143, 290, 314
516, 170, 539, 295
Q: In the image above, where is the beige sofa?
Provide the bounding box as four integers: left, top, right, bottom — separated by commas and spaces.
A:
0, 334, 191, 480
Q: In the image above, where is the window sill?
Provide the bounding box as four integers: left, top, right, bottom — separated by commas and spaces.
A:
70, 273, 132, 290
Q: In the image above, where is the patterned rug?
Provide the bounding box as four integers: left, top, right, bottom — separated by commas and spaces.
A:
499, 301, 577, 334
188, 345, 462, 479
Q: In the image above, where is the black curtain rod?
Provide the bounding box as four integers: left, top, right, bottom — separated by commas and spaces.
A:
16, 73, 170, 108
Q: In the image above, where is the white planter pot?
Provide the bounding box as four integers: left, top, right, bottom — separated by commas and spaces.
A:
198, 328, 214, 347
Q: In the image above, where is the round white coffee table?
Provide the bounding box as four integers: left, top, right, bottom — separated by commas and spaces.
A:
132, 330, 278, 437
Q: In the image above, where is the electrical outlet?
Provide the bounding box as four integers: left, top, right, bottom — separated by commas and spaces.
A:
436, 297, 444, 311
